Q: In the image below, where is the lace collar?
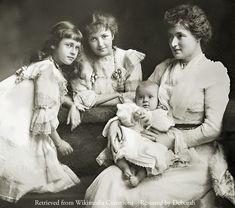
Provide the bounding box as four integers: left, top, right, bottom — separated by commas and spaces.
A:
90, 46, 124, 85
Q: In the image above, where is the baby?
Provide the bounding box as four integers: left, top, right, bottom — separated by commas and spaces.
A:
97, 81, 178, 187
116, 81, 176, 186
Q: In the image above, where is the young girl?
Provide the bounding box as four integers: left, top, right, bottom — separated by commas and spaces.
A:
68, 12, 144, 125
0, 21, 82, 203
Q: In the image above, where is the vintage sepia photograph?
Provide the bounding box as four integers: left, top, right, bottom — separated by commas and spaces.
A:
0, 0, 234, 207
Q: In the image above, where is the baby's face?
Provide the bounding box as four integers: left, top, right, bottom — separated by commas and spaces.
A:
135, 85, 158, 110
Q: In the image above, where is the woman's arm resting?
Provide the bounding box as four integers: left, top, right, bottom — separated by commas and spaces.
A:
62, 95, 74, 108
107, 120, 123, 153
95, 93, 121, 105
155, 132, 175, 150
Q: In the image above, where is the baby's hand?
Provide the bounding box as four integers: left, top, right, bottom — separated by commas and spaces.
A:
56, 140, 73, 156
133, 108, 148, 120
133, 110, 143, 121
134, 109, 151, 127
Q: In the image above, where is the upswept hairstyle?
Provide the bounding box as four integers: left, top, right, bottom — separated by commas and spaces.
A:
83, 12, 118, 37
164, 4, 212, 48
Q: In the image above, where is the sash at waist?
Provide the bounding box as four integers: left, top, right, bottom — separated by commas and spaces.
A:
175, 123, 201, 130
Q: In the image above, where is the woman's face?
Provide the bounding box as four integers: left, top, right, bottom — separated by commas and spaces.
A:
53, 38, 81, 65
88, 27, 114, 57
168, 24, 200, 62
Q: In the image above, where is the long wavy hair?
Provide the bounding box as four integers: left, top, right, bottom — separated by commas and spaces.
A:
30, 21, 83, 63
29, 21, 83, 85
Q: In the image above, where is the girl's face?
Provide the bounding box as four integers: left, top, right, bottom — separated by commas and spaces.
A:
168, 24, 201, 62
53, 38, 81, 65
135, 85, 158, 111
88, 27, 114, 57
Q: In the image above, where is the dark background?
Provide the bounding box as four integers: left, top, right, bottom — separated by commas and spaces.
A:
0, 0, 234, 96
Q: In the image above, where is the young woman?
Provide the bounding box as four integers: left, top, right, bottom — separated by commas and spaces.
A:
0, 21, 82, 203
68, 12, 145, 129
85, 4, 233, 207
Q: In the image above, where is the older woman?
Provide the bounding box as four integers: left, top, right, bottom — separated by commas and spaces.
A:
85, 4, 232, 207
66, 12, 145, 129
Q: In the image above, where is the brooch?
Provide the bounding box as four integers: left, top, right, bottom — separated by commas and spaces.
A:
15, 66, 27, 83
90, 72, 98, 85
111, 68, 122, 81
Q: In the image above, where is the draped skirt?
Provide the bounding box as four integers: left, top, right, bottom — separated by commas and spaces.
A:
0, 76, 79, 203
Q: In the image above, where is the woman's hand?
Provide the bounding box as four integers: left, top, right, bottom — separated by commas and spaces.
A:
56, 140, 73, 156
155, 132, 175, 150
67, 104, 81, 131
107, 120, 123, 153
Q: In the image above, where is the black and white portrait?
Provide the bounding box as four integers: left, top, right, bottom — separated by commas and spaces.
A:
0, 0, 234, 207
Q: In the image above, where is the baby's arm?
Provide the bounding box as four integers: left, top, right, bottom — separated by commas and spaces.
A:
50, 130, 73, 156
116, 103, 140, 127
139, 109, 174, 143
133, 108, 151, 128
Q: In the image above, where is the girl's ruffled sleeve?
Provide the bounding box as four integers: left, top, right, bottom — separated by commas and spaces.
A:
30, 65, 59, 135
123, 49, 145, 92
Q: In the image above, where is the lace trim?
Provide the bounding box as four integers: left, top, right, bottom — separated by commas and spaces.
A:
48, 56, 68, 102
209, 143, 235, 205
125, 49, 145, 67
15, 66, 40, 83
15, 59, 68, 102
31, 102, 59, 135
0, 176, 23, 203
212, 170, 235, 204
30, 118, 59, 135
90, 47, 122, 86
89, 47, 144, 92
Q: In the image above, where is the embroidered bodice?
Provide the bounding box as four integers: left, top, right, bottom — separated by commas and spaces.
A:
15, 58, 68, 135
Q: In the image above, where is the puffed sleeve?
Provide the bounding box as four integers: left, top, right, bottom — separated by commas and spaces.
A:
148, 58, 172, 85
181, 62, 230, 147
123, 49, 145, 92
30, 65, 60, 135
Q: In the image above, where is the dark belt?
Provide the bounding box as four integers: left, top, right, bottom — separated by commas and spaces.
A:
175, 123, 201, 129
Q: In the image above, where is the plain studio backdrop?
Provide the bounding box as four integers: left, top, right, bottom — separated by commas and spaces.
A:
0, 0, 234, 96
